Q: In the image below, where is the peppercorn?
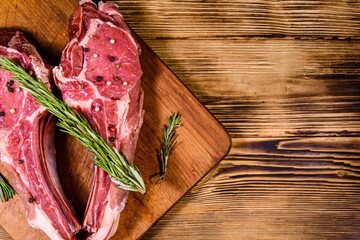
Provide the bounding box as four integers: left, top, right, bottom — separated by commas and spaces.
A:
5, 81, 14, 86
96, 76, 103, 82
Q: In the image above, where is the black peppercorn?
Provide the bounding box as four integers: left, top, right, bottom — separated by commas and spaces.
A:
28, 197, 35, 203
96, 76, 103, 82
84, 47, 89, 52
0, 112, 4, 116
110, 137, 115, 142
109, 56, 115, 61
18, 159, 23, 164
7, 87, 13, 93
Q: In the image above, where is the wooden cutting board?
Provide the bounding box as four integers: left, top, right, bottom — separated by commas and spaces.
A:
0, 0, 231, 239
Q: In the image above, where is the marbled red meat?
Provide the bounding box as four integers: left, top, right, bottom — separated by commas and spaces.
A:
0, 30, 81, 239
53, 1, 144, 239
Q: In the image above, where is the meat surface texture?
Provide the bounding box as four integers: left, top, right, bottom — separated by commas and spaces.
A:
0, 30, 81, 239
53, 1, 144, 239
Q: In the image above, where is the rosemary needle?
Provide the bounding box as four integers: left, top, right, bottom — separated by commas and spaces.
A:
0, 58, 145, 193
0, 175, 16, 202
156, 112, 181, 183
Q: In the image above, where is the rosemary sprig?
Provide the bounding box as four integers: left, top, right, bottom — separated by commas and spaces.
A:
0, 58, 145, 193
0, 175, 16, 202
156, 112, 181, 183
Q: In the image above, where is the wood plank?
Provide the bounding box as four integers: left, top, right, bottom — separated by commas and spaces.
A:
0, 0, 230, 239
140, 39, 360, 139
143, 137, 360, 239
115, 0, 360, 39
141, 39, 360, 98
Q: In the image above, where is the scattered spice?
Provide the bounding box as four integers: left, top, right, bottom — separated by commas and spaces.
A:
10, 108, 15, 114
96, 76, 103, 82
110, 39, 115, 44
123, 81, 128, 86
115, 76, 120, 81
106, 81, 111, 86
95, 107, 100, 112
109, 56, 115, 61
18, 159, 23, 164
28, 197, 35, 203
0, 112, 4, 116
84, 47, 89, 52
16, 88, 21, 92
109, 137, 115, 142
93, 53, 98, 58
6, 80, 14, 86
7, 87, 13, 93
115, 64, 120, 69
78, 84, 83, 89
110, 127, 116, 132
29, 71, 33, 76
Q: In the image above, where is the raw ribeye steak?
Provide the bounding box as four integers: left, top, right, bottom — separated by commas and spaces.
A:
53, 0, 144, 239
0, 30, 81, 239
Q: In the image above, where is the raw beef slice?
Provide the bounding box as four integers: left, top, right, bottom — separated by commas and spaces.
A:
0, 30, 81, 239
53, 1, 144, 239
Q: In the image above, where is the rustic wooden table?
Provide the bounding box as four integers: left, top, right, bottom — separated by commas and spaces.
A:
1, 0, 360, 239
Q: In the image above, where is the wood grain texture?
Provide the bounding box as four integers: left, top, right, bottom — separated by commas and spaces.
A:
0, 0, 360, 239
118, 0, 359, 239
144, 137, 360, 239
115, 0, 360, 39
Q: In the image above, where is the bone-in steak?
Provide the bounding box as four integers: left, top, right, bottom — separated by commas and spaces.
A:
0, 30, 81, 240
53, 0, 144, 239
